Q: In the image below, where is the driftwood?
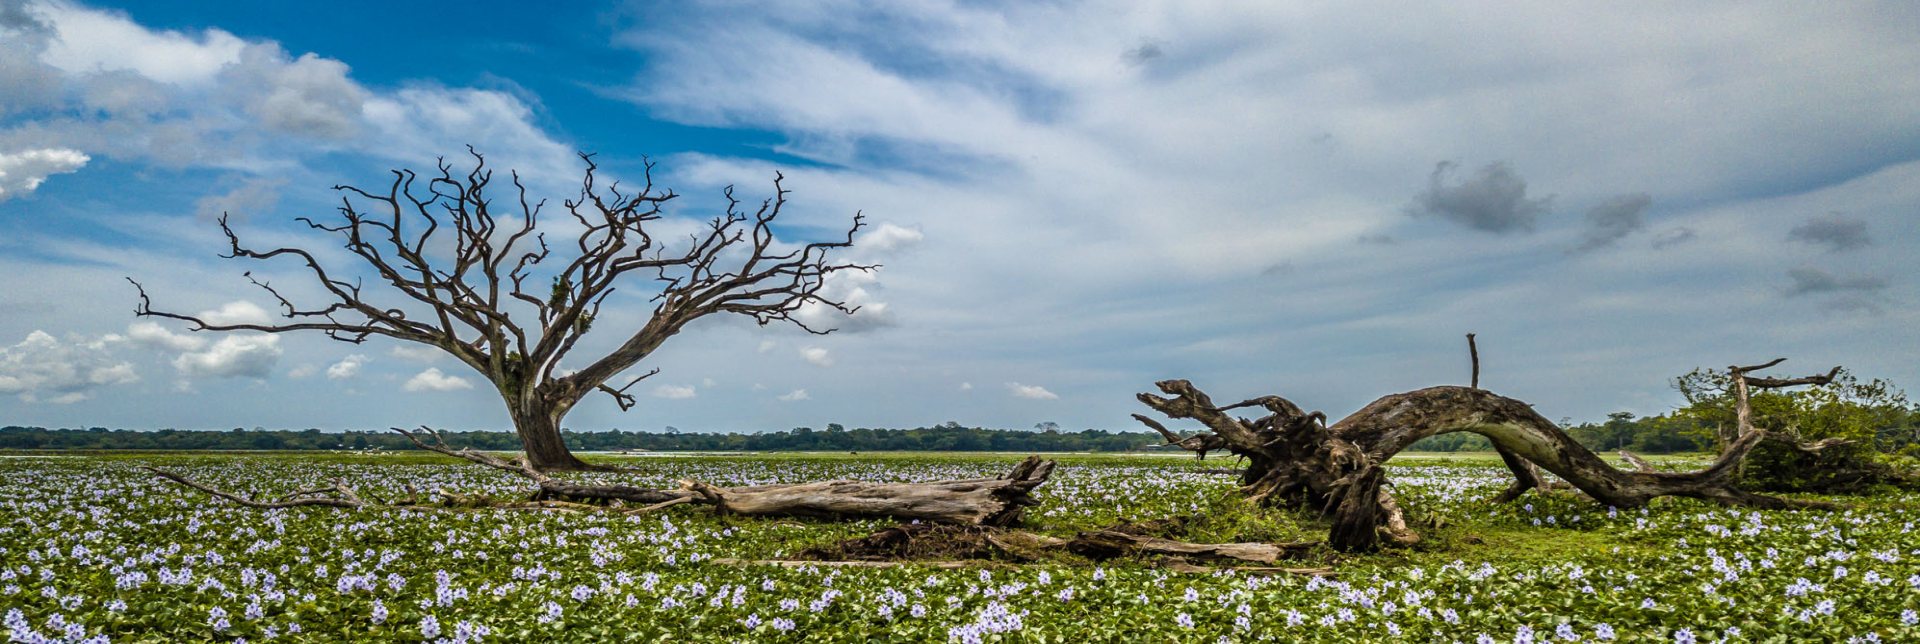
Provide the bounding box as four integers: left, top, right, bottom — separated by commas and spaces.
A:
144, 427, 1056, 527
1132, 358, 1851, 552
679, 456, 1054, 526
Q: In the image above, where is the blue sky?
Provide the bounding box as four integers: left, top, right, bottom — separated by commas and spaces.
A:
1, 0, 1916, 434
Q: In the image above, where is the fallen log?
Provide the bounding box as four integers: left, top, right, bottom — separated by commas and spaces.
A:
679, 456, 1055, 526
145, 428, 1057, 528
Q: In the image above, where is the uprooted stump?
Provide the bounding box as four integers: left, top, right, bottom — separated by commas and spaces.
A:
141, 428, 1058, 528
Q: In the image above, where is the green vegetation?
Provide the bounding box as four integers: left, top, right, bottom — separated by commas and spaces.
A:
2, 451, 1915, 642
1412, 368, 1919, 463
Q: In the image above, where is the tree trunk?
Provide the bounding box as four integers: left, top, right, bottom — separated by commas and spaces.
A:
1136, 380, 1839, 552
509, 400, 593, 472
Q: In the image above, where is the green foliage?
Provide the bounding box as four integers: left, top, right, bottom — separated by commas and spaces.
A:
1672, 367, 1916, 491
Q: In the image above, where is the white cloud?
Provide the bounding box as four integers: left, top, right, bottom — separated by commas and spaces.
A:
855, 222, 924, 254
701, 378, 716, 387
389, 345, 445, 362
326, 354, 369, 380
792, 268, 893, 332
125, 320, 206, 352
0, 148, 88, 201
652, 384, 697, 399
286, 363, 317, 378
757, 339, 776, 353
4, 2, 570, 179
0, 330, 138, 403
173, 334, 281, 378
959, 382, 973, 391
402, 367, 473, 392
1006, 382, 1059, 400
223, 43, 367, 140
197, 301, 273, 327
776, 388, 811, 402
40, 4, 247, 85
360, 87, 575, 181
799, 346, 833, 366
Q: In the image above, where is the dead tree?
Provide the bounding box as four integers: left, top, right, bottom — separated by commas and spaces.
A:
130, 149, 872, 471
1133, 359, 1849, 552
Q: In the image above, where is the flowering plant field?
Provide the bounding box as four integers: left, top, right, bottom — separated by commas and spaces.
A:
1, 452, 1914, 643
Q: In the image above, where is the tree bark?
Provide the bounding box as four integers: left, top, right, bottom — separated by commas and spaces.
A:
1136, 380, 1841, 552
507, 400, 594, 472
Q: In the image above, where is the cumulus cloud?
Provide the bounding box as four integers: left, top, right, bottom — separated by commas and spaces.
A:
854, 222, 924, 254
286, 363, 317, 378
402, 367, 473, 392
0, 330, 138, 403
173, 334, 281, 378
652, 384, 697, 399
776, 388, 811, 402
195, 176, 287, 222
2, 3, 571, 181
792, 268, 892, 332
757, 339, 776, 354
1006, 382, 1058, 400
222, 43, 367, 140
0, 148, 88, 202
799, 346, 833, 366
959, 382, 973, 391
1650, 227, 1697, 250
125, 320, 206, 352
1570, 193, 1652, 253
39, 3, 246, 85
326, 354, 369, 380
197, 301, 273, 327
1411, 161, 1553, 233
1787, 214, 1871, 252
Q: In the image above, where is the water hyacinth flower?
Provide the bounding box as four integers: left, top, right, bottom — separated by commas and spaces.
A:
419, 615, 441, 639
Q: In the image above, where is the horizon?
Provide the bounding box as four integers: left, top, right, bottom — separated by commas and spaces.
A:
2, 1, 1916, 435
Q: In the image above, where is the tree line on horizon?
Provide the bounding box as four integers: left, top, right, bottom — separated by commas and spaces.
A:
0, 422, 1162, 453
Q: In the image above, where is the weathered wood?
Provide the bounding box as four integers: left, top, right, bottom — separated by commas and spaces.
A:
685, 456, 1055, 526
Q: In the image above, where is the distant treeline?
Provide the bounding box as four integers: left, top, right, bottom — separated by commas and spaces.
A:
0, 422, 1161, 453
1409, 413, 1712, 454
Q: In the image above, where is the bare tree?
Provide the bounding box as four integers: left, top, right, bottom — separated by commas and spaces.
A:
130, 149, 873, 471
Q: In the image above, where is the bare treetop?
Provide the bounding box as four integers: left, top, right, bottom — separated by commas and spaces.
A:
131, 148, 876, 470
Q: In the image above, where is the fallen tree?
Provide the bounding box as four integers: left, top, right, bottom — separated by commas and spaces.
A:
141, 427, 1056, 527
1133, 358, 1854, 552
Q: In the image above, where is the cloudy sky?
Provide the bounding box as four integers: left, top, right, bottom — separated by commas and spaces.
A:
2, 0, 1915, 434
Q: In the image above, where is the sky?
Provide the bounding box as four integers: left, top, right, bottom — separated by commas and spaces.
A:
0, 0, 1916, 434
